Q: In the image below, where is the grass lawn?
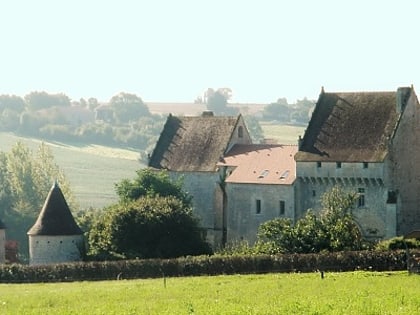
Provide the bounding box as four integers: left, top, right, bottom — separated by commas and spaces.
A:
0, 271, 418, 314
260, 122, 305, 144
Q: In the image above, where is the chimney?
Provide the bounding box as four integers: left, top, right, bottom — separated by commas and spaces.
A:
396, 87, 411, 113
202, 110, 214, 117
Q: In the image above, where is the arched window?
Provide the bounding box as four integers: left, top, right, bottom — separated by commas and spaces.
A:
238, 126, 243, 138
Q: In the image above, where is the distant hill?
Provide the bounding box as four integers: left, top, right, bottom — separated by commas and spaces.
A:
0, 133, 142, 210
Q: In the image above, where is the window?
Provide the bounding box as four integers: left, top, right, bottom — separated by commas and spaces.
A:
363, 162, 368, 169
279, 200, 285, 215
279, 170, 289, 180
336, 162, 342, 169
358, 188, 365, 207
317, 162, 322, 168
312, 190, 316, 197
258, 170, 269, 179
256, 199, 261, 214
238, 126, 244, 138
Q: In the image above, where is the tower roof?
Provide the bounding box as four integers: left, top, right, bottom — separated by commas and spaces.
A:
27, 182, 83, 236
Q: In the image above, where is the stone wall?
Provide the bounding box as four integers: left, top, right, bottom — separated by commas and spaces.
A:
28, 235, 84, 266
225, 182, 295, 244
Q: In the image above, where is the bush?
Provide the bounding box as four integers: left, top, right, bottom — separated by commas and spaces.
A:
375, 236, 420, 251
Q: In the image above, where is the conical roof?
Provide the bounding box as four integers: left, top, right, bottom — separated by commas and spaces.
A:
27, 182, 83, 236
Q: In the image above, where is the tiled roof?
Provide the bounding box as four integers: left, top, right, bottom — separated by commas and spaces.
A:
27, 183, 83, 236
218, 144, 298, 185
149, 114, 241, 172
295, 88, 411, 162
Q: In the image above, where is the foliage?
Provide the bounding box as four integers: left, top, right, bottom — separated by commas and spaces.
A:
375, 236, 420, 251
0, 141, 76, 260
115, 169, 192, 206
0, 250, 414, 283
257, 186, 362, 254
0, 94, 25, 112
88, 196, 211, 259
109, 92, 150, 124
262, 102, 290, 122
24, 91, 71, 110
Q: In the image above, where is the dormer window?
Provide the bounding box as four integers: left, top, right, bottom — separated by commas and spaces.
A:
238, 126, 244, 138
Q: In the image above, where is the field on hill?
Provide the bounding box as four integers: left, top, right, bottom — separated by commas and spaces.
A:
0, 133, 143, 210
260, 122, 305, 144
0, 271, 418, 314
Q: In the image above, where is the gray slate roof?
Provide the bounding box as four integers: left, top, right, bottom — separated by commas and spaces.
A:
295, 88, 412, 162
149, 114, 241, 172
27, 183, 83, 236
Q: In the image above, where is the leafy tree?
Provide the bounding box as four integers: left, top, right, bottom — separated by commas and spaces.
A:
89, 196, 211, 259
115, 169, 192, 207
109, 92, 150, 124
0, 141, 75, 261
262, 102, 290, 122
257, 186, 362, 254
0, 94, 25, 112
24, 91, 71, 110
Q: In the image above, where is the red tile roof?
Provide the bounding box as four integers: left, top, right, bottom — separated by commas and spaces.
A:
218, 144, 297, 185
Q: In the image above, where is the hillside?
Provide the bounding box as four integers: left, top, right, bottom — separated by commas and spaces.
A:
0, 133, 143, 210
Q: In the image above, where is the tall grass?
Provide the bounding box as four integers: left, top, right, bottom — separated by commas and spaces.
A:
0, 272, 418, 314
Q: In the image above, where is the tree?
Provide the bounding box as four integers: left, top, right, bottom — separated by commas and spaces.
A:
262, 102, 290, 122
24, 91, 71, 110
0, 94, 25, 112
88, 196, 211, 259
257, 186, 362, 254
115, 169, 192, 207
109, 92, 150, 124
0, 141, 75, 261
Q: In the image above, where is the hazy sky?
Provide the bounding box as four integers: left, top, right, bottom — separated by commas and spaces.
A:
1, 0, 419, 103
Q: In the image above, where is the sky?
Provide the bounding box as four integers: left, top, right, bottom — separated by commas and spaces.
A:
1, 0, 419, 104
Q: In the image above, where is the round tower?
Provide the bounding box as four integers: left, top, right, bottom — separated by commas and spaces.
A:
0, 218, 5, 264
27, 182, 84, 265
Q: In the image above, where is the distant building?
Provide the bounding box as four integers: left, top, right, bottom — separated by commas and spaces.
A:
27, 182, 84, 265
295, 86, 420, 239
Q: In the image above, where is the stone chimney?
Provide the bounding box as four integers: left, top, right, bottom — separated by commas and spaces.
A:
396, 87, 411, 113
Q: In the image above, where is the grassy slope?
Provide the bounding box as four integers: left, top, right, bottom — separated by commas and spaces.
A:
0, 271, 418, 314
0, 133, 143, 210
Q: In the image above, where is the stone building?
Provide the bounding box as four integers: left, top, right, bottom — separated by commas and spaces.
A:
0, 218, 5, 264
148, 111, 252, 247
295, 86, 420, 239
27, 182, 84, 265
217, 144, 298, 243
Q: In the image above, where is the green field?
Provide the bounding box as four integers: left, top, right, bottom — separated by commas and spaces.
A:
0, 271, 418, 314
0, 133, 143, 210
260, 122, 305, 144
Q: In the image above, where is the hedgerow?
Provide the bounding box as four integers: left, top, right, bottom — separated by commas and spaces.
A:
0, 249, 417, 283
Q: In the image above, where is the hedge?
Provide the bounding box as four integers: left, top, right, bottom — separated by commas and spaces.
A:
0, 250, 417, 283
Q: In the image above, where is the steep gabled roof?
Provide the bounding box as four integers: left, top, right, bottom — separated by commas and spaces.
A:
218, 144, 298, 185
27, 183, 83, 236
149, 113, 241, 172
295, 88, 411, 162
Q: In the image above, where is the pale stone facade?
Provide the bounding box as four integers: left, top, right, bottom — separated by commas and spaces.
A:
28, 235, 84, 265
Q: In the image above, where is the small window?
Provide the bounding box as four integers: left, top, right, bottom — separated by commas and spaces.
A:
317, 162, 322, 168
279, 170, 289, 180
256, 199, 261, 214
336, 162, 342, 169
279, 200, 285, 215
258, 170, 269, 178
238, 126, 244, 138
363, 162, 368, 169
358, 188, 365, 207
312, 190, 316, 197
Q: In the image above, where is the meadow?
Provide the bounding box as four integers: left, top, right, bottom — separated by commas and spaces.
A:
0, 271, 418, 314
0, 132, 142, 210
260, 122, 305, 144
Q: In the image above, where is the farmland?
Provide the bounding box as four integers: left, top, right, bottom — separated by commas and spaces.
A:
0, 271, 418, 314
